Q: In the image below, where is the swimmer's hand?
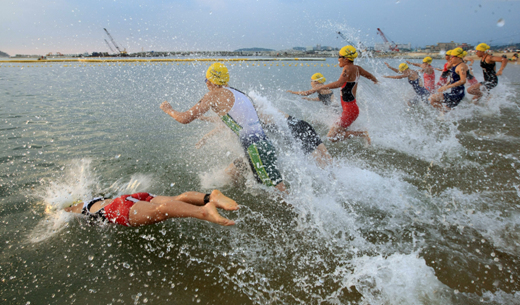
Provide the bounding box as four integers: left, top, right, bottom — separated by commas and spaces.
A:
437, 85, 448, 93
160, 101, 173, 113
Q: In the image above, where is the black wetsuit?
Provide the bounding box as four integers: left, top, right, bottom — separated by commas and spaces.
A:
317, 92, 333, 106
286, 116, 323, 154
480, 58, 498, 90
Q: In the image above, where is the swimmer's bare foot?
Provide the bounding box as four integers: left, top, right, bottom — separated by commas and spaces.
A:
210, 190, 239, 211
201, 201, 235, 226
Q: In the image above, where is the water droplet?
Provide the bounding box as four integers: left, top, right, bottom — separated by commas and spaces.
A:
123, 262, 130, 269
497, 18, 505, 27
88, 255, 94, 261
170, 183, 175, 187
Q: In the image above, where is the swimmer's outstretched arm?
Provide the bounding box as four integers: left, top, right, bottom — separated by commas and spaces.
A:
160, 94, 212, 124
287, 90, 314, 96
384, 62, 400, 74
358, 66, 378, 84
406, 61, 422, 68
302, 97, 320, 101
434, 67, 444, 72
382, 75, 407, 79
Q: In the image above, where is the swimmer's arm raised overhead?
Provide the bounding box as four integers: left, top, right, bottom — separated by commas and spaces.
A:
160, 94, 212, 124
384, 62, 400, 74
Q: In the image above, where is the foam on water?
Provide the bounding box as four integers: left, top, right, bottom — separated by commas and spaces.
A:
27, 159, 155, 243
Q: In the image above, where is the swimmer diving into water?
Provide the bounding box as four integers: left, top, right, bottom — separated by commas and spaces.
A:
64, 190, 238, 226
383, 62, 430, 105
429, 48, 469, 111
286, 45, 377, 143
467, 43, 508, 103
160, 63, 287, 192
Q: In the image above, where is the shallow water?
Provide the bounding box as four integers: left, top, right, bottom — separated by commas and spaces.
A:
1, 58, 519, 304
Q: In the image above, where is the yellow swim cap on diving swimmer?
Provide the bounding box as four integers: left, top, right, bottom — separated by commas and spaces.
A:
398, 63, 409, 72
311, 73, 326, 83
423, 56, 433, 64
476, 43, 490, 52
206, 62, 229, 86
451, 47, 467, 58
339, 45, 358, 61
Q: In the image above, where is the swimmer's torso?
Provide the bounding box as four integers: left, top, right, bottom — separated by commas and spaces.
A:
220, 87, 266, 145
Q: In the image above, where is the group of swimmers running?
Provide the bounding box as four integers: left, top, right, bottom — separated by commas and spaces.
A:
65, 43, 508, 229
383, 43, 508, 110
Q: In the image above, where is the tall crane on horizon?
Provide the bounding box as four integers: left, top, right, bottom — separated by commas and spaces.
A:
104, 28, 127, 56
376, 28, 399, 52
104, 39, 115, 54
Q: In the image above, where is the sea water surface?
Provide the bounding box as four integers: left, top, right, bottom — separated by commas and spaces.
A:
1, 57, 519, 304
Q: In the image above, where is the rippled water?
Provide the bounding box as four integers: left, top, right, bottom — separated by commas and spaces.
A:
1, 58, 519, 304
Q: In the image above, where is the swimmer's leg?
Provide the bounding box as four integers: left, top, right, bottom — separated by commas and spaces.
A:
429, 93, 446, 110
169, 190, 239, 211
327, 124, 370, 144
467, 83, 483, 103
312, 143, 333, 168
129, 197, 235, 227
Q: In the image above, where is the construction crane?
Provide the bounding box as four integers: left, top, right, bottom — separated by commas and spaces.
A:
376, 28, 399, 52
336, 31, 370, 56
103, 28, 127, 56
104, 39, 116, 54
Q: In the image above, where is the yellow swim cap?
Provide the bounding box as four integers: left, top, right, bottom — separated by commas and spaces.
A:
339, 45, 358, 61
476, 43, 490, 52
311, 73, 326, 83
445, 50, 452, 56
423, 56, 433, 64
398, 63, 409, 72
451, 47, 467, 58
206, 62, 229, 86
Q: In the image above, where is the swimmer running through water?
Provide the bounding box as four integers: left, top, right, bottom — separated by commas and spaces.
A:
467, 43, 508, 103
197, 107, 333, 169
160, 63, 286, 192
287, 73, 336, 106
406, 57, 436, 93
286, 45, 377, 143
64, 190, 238, 226
436, 50, 453, 88
429, 48, 468, 111
383, 62, 430, 105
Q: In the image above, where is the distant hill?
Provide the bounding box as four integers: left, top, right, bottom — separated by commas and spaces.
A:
292, 47, 306, 51
234, 48, 275, 52
0, 51, 9, 57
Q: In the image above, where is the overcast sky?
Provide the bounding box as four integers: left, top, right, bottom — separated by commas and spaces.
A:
1, 0, 519, 55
